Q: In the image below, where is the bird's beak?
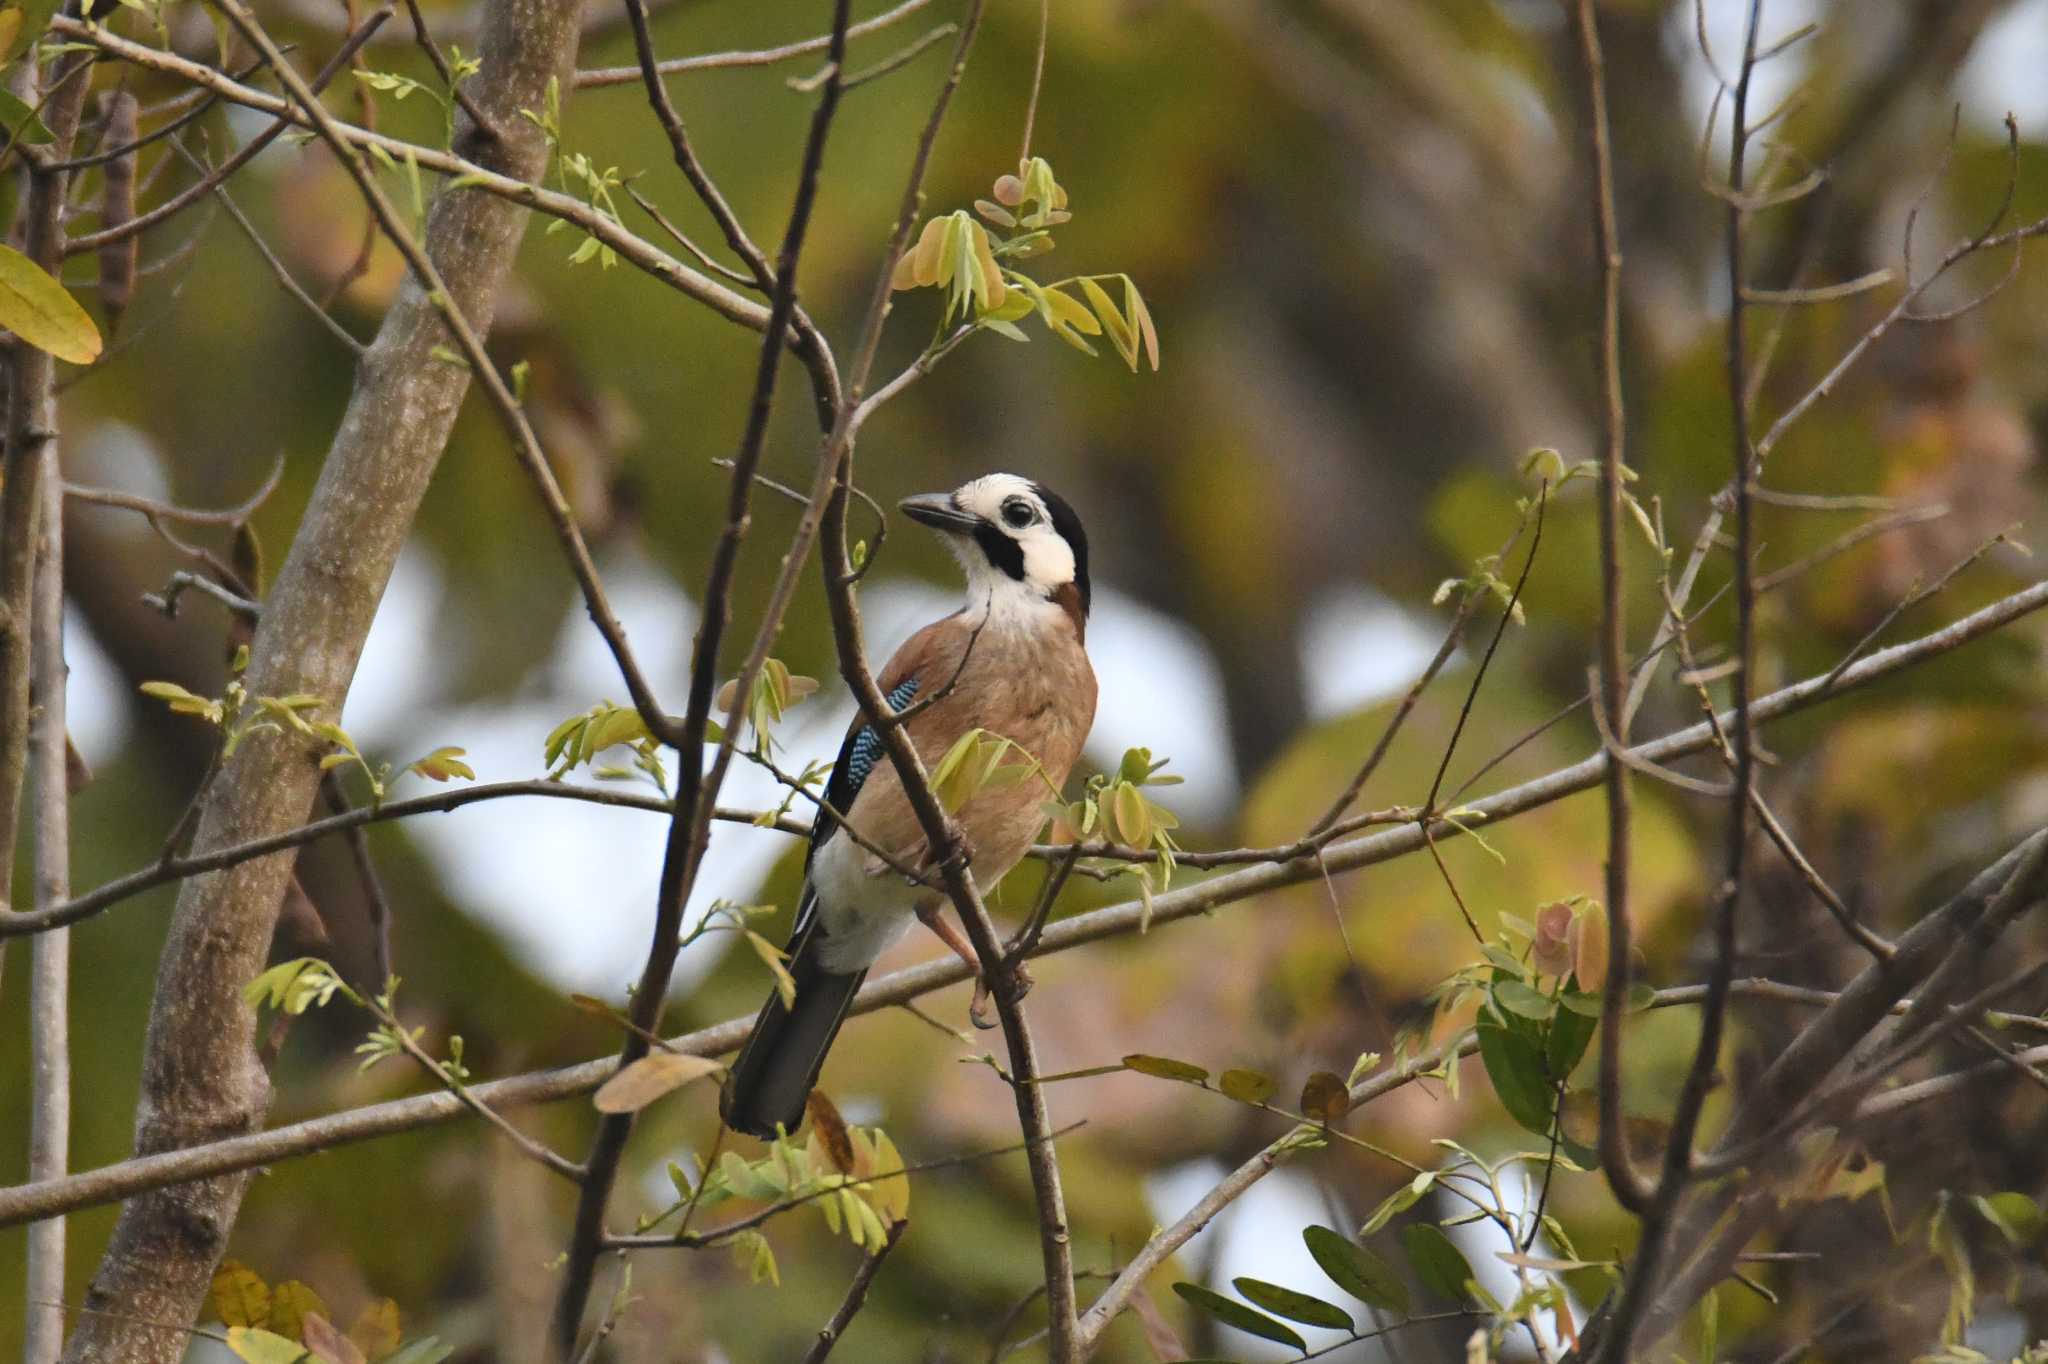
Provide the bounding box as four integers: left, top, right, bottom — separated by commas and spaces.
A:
899, 492, 981, 535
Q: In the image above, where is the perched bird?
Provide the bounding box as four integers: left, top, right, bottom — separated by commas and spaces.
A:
722, 473, 1098, 1139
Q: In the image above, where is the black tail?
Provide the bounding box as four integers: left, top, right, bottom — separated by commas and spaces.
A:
721, 905, 865, 1140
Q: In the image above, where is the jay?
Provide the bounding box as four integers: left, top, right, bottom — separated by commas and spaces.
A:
722, 473, 1097, 1139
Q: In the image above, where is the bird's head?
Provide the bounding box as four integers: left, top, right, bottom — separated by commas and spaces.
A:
900, 473, 1090, 631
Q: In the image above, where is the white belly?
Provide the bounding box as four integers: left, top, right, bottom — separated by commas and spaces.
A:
808, 831, 919, 973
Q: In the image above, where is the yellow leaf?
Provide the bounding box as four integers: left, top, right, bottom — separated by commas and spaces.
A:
1112, 782, 1151, 846
225, 1327, 306, 1364
746, 930, 797, 1009
868, 1127, 910, 1223
1040, 285, 1100, 335
969, 221, 1006, 311
268, 1282, 328, 1342
591, 1051, 722, 1114
1124, 277, 1160, 371
1078, 276, 1137, 369
909, 216, 946, 288
1570, 902, 1609, 993
0, 241, 102, 364
346, 1299, 400, 1361
211, 1260, 271, 1329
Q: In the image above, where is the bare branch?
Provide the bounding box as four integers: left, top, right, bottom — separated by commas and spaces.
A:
1565, 0, 1654, 1218
575, 0, 939, 87
799, 1219, 908, 1364
25, 374, 74, 1364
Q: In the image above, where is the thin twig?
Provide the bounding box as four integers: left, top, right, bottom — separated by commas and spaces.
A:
798, 1219, 908, 1363
575, 0, 939, 88
398, 0, 498, 142
169, 138, 367, 355
1567, 0, 1654, 1220
60, 11, 392, 257
1599, 8, 1765, 1358
24, 401, 73, 1364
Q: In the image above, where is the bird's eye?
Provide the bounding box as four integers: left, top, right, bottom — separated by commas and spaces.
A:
1001, 498, 1036, 528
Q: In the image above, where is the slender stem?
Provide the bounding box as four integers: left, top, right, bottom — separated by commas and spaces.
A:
799, 1219, 909, 1363
576, 0, 939, 87
1597, 8, 1764, 1359
1566, 0, 1653, 1217
24, 396, 74, 1364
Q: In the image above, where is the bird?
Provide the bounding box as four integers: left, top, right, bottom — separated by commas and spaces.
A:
721, 473, 1098, 1140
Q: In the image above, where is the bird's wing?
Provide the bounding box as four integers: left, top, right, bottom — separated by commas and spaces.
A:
790, 616, 959, 939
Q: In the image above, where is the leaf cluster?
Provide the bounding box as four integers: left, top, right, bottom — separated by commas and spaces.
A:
890, 157, 1160, 371
209, 1258, 441, 1364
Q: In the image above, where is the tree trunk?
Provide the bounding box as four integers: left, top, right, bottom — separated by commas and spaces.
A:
60, 1, 583, 1357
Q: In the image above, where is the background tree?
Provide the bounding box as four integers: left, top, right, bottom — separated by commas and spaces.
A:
2, 0, 2047, 1362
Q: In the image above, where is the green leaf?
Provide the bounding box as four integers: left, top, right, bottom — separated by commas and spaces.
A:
718, 1150, 782, 1202
1218, 1068, 1274, 1105
1970, 1191, 2045, 1247
406, 746, 474, 782
0, 0, 61, 63
1547, 997, 1597, 1077
1122, 1053, 1208, 1084
1170, 1283, 1305, 1351
1231, 1276, 1352, 1331
1401, 1224, 1475, 1302
380, 1340, 456, 1364
1479, 944, 1526, 978
1477, 1021, 1557, 1138
225, 1328, 306, 1364
1303, 1225, 1410, 1316
1361, 1170, 1434, 1235
0, 89, 50, 144
1491, 979, 1555, 1020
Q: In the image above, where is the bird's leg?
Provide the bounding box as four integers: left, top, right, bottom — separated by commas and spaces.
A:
914, 901, 1002, 1030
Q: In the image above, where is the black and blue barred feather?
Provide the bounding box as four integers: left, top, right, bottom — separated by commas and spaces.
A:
810, 675, 921, 861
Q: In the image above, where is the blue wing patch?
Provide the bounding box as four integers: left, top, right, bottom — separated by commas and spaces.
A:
843, 677, 921, 798
811, 676, 921, 860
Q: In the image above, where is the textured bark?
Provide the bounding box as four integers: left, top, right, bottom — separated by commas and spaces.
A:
0, 45, 89, 958
59, 2, 582, 1358
26, 436, 73, 1364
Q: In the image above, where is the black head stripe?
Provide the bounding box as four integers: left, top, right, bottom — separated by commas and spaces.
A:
974, 521, 1027, 582
1031, 483, 1090, 616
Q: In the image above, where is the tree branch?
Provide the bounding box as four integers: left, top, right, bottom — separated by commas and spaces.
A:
3, 578, 2042, 1234
24, 358, 77, 1364
798, 1218, 908, 1363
